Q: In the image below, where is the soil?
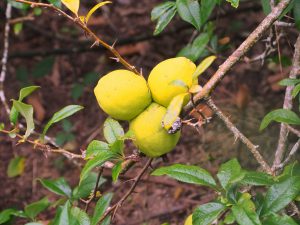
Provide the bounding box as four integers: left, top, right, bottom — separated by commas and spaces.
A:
0, 0, 299, 224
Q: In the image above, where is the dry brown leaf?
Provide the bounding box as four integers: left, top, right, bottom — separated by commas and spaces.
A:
235, 84, 250, 110
27, 93, 45, 122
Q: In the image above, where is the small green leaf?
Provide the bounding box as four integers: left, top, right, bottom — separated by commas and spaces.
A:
163, 93, 188, 130
7, 156, 25, 178
111, 161, 123, 182
151, 1, 175, 21
224, 212, 235, 224
85, 140, 109, 159
85, 1, 112, 24
42, 105, 83, 140
261, 176, 300, 216
83, 72, 99, 85
71, 83, 84, 100
32, 57, 55, 78
176, 0, 201, 30
260, 109, 300, 130
217, 159, 245, 191
69, 207, 90, 225
73, 172, 106, 199
10, 86, 40, 125
61, 0, 80, 15
192, 55, 216, 80
177, 33, 210, 62
263, 213, 298, 225
152, 164, 217, 189
0, 209, 22, 224
91, 193, 113, 225
153, 5, 177, 35
39, 178, 72, 197
109, 140, 124, 156
0, 123, 4, 131
292, 83, 300, 98
241, 171, 274, 186
14, 23, 23, 35
12, 100, 35, 139
193, 202, 226, 225
232, 193, 261, 225
226, 0, 239, 8
25, 197, 50, 220
278, 78, 300, 86
80, 151, 115, 182
103, 118, 124, 143
200, 0, 216, 24
8, 0, 30, 9
51, 201, 70, 225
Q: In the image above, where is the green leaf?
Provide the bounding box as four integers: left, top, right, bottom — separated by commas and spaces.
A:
25, 197, 50, 220
263, 213, 298, 225
241, 171, 274, 186
109, 140, 124, 156
25, 222, 44, 225
261, 0, 271, 14
260, 109, 300, 130
0, 209, 22, 224
294, 0, 300, 30
176, 0, 201, 30
151, 2, 175, 21
85, 140, 109, 159
7, 156, 25, 178
0, 123, 4, 131
200, 0, 216, 24
51, 201, 70, 225
32, 57, 55, 78
85, 1, 112, 24
14, 22, 23, 35
193, 202, 226, 225
217, 159, 245, 191
151, 164, 217, 189
226, 0, 239, 8
73, 172, 106, 199
277, 161, 300, 181
8, 0, 30, 9
71, 83, 84, 100
153, 5, 177, 35
69, 207, 90, 225
192, 55, 216, 80
163, 93, 188, 130
39, 178, 72, 197
42, 105, 83, 140
91, 193, 113, 225
112, 161, 123, 182
278, 78, 300, 86
232, 193, 261, 225
10, 86, 40, 125
47, 0, 62, 8
100, 216, 111, 225
177, 33, 210, 62
80, 151, 115, 182
292, 83, 300, 98
224, 212, 235, 224
261, 176, 300, 216
103, 118, 124, 143
12, 100, 35, 139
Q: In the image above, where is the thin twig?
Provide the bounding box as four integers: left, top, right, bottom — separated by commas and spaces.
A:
272, 35, 300, 171
0, 3, 12, 115
98, 158, 153, 224
85, 167, 104, 212
15, 0, 139, 74
184, 0, 292, 112
9, 15, 35, 24
276, 139, 300, 170
287, 125, 300, 137
205, 98, 273, 174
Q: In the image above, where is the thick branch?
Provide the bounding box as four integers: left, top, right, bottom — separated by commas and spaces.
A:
184, 0, 292, 112
205, 98, 273, 174
272, 35, 300, 170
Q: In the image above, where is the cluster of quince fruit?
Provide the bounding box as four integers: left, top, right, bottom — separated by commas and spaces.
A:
94, 56, 214, 158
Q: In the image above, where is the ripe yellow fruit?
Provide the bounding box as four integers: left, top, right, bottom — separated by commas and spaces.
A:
184, 214, 193, 225
94, 70, 152, 121
148, 57, 196, 107
129, 103, 180, 157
